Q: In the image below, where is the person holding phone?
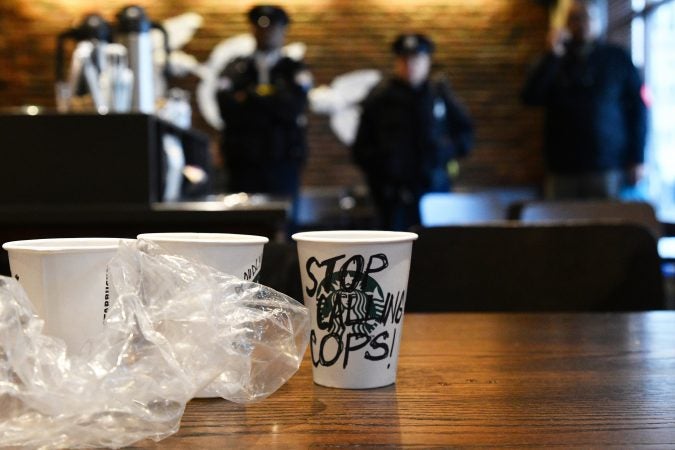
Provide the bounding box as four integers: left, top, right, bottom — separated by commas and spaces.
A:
522, 0, 647, 200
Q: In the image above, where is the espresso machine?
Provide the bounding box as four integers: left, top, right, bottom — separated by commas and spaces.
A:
55, 7, 170, 114
48, 8, 208, 203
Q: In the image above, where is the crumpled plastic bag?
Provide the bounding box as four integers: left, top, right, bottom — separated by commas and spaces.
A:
0, 239, 310, 449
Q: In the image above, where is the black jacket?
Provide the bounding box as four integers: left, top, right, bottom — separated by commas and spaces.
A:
352, 77, 474, 192
217, 55, 309, 168
522, 42, 647, 174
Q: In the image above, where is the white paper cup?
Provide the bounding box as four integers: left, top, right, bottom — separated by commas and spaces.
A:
136, 232, 269, 398
136, 232, 268, 282
2, 238, 124, 354
292, 230, 418, 389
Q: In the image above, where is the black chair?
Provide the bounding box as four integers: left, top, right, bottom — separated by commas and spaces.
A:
407, 223, 665, 312
517, 200, 663, 238
0, 253, 9, 278
259, 241, 303, 303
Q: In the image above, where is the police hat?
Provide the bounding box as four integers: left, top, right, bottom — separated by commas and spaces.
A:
247, 5, 290, 28
391, 33, 435, 55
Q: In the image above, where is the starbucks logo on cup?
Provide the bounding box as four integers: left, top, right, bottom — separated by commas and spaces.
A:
305, 252, 406, 370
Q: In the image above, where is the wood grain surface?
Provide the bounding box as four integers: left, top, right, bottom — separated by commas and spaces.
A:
132, 312, 675, 448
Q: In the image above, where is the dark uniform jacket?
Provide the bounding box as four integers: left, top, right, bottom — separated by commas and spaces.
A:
522, 42, 647, 175
217, 54, 309, 195
353, 77, 473, 193
352, 76, 474, 230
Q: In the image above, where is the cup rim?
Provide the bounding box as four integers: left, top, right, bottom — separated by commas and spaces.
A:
2, 238, 124, 254
137, 232, 269, 245
292, 230, 418, 244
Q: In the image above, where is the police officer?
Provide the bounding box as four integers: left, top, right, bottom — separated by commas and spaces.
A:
352, 33, 474, 231
217, 5, 312, 207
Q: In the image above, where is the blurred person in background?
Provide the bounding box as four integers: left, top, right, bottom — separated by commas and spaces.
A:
522, 0, 647, 200
352, 33, 474, 231
216, 5, 312, 215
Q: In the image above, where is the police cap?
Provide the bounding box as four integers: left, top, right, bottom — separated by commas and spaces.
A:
391, 33, 435, 55
247, 5, 290, 28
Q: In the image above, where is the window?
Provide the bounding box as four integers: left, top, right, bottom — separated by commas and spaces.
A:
632, 0, 675, 217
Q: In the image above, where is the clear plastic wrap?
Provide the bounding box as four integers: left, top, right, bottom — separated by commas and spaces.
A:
0, 239, 310, 449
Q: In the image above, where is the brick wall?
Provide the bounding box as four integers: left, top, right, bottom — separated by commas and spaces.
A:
0, 0, 549, 190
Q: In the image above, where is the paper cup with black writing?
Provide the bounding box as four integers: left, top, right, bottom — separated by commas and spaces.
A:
292, 230, 418, 389
137, 232, 269, 398
136, 232, 268, 282
2, 238, 124, 354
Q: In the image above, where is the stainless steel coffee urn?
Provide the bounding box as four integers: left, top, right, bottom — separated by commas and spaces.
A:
114, 5, 169, 113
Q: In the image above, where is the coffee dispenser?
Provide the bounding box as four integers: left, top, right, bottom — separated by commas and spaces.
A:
55, 14, 112, 111
114, 5, 169, 113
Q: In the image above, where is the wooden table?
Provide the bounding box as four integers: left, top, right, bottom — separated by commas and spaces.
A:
133, 313, 675, 448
